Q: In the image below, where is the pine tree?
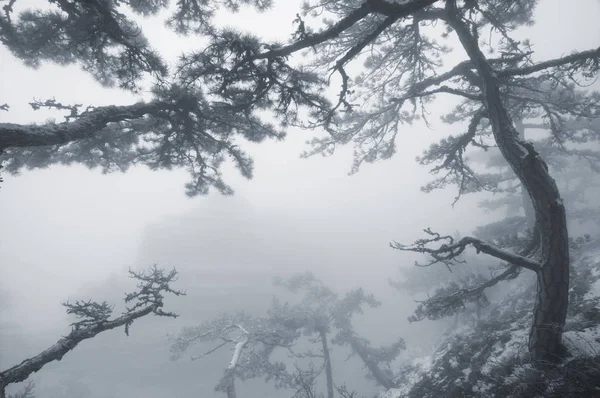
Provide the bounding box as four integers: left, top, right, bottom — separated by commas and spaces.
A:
2, 0, 599, 361
169, 273, 402, 397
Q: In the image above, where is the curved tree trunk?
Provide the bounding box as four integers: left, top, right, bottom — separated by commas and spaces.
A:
514, 120, 536, 229
447, 1, 570, 362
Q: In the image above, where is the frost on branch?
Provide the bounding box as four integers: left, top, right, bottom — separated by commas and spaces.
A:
0, 265, 183, 394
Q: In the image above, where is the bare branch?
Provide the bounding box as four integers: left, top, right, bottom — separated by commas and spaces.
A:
391, 228, 541, 272
406, 229, 541, 322
190, 340, 230, 361
391, 85, 481, 103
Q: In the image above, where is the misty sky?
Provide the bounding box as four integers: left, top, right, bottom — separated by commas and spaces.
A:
1, 0, 599, 387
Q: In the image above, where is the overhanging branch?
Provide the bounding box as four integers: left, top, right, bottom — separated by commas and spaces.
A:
0, 101, 171, 151
499, 46, 600, 77
392, 228, 541, 272
254, 0, 438, 60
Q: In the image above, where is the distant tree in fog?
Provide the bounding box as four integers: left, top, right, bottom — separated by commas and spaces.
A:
1, 0, 599, 362
170, 272, 403, 397
0, 266, 183, 397
6, 382, 34, 398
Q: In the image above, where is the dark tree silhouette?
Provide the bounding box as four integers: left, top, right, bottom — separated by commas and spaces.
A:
1, 0, 599, 361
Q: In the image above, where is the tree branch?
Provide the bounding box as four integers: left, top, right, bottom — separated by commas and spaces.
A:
392, 228, 541, 272
499, 46, 600, 77
228, 325, 250, 370
254, 0, 438, 60
407, 228, 541, 322
393, 46, 599, 105
0, 101, 171, 151
392, 85, 481, 103
0, 306, 155, 387
0, 266, 182, 388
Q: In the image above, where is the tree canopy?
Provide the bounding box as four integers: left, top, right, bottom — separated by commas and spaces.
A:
2, 0, 600, 373
3, 0, 596, 196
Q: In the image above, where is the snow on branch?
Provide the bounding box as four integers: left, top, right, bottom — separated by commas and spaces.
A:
0, 265, 183, 390
391, 228, 541, 272
228, 325, 250, 369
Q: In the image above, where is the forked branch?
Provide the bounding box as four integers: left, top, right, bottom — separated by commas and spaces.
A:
404, 229, 541, 322
391, 228, 541, 272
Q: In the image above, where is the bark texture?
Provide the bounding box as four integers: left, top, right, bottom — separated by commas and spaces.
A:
514, 120, 536, 228
0, 101, 169, 151
447, 0, 569, 362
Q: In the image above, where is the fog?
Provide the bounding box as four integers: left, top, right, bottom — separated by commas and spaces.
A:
1, 0, 599, 397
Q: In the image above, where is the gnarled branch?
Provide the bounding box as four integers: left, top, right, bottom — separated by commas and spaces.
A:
392, 228, 541, 272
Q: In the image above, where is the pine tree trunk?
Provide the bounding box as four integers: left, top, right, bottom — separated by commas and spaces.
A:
448, 4, 570, 362
318, 328, 334, 398
514, 120, 536, 229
